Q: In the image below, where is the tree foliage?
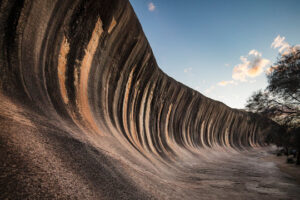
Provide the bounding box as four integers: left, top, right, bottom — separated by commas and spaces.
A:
246, 47, 300, 164
246, 47, 300, 127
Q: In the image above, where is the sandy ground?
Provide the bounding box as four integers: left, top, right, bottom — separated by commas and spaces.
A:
263, 151, 300, 185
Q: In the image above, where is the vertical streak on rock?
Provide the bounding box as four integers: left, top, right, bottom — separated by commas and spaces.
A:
200, 121, 207, 148
225, 128, 230, 147
108, 17, 116, 34
57, 36, 69, 104
139, 82, 150, 151
77, 18, 103, 135
129, 80, 143, 151
145, 83, 159, 156
123, 65, 138, 147
165, 104, 176, 151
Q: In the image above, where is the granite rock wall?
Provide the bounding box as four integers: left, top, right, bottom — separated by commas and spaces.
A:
0, 0, 279, 199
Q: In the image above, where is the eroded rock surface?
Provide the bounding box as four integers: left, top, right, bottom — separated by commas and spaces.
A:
0, 0, 299, 199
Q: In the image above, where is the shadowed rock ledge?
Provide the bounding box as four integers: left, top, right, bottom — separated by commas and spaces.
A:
1, 0, 298, 199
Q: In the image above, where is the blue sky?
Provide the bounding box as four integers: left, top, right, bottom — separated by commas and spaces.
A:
129, 0, 300, 108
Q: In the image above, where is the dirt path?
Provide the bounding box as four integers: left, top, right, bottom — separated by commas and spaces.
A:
263, 150, 300, 186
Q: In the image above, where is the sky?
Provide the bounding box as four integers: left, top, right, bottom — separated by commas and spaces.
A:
129, 0, 300, 108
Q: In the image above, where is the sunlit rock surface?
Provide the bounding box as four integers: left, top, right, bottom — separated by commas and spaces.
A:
0, 0, 299, 199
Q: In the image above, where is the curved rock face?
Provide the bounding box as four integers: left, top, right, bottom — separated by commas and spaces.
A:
1, 0, 292, 199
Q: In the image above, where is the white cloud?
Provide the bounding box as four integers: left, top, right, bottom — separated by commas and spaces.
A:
225, 64, 230, 67
271, 35, 290, 53
148, 2, 155, 11
249, 49, 262, 57
218, 80, 237, 86
184, 67, 192, 73
271, 35, 300, 58
232, 50, 270, 82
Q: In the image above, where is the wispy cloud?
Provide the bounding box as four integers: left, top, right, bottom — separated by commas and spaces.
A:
271, 35, 300, 56
225, 64, 230, 67
271, 35, 290, 53
232, 49, 270, 82
184, 67, 192, 73
218, 80, 237, 86
148, 2, 155, 12
249, 49, 261, 57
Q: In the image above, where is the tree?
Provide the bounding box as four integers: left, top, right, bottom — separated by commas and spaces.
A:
246, 47, 300, 164
246, 47, 300, 127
